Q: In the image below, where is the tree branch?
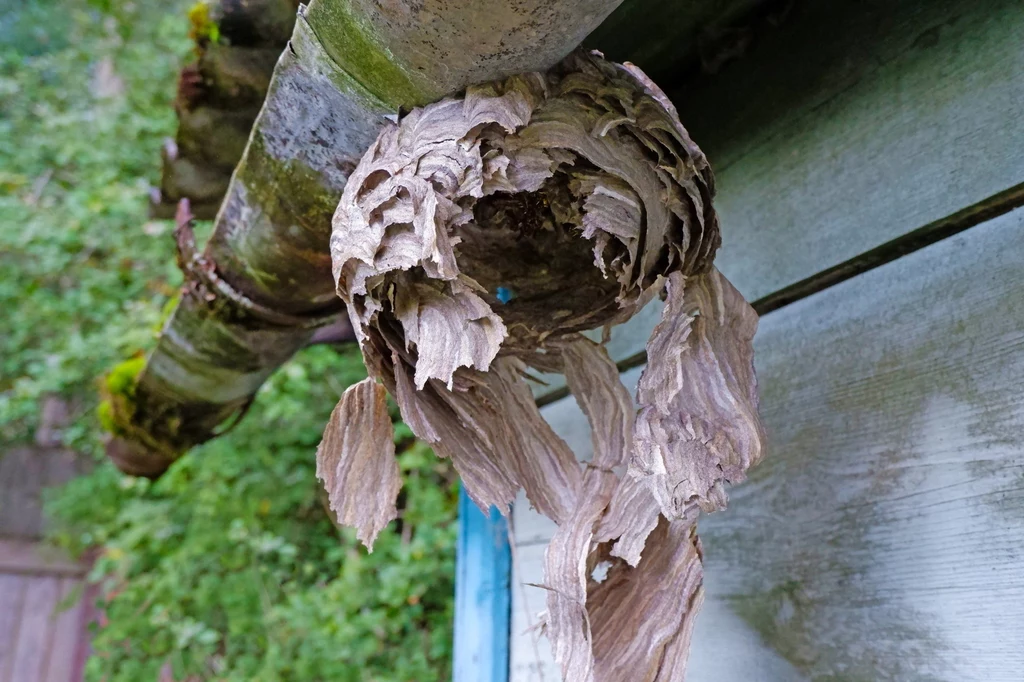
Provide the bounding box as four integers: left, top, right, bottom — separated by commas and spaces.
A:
105, 0, 628, 476
152, 0, 300, 220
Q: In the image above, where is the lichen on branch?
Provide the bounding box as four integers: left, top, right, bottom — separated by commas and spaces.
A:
317, 50, 766, 681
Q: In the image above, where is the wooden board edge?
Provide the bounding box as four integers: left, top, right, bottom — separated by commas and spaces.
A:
0, 539, 86, 578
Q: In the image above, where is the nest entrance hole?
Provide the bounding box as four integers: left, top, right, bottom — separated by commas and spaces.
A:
454, 178, 623, 348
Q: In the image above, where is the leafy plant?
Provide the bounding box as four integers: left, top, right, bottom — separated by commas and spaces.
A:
0, 0, 188, 451
1, 1, 457, 679
49, 347, 458, 680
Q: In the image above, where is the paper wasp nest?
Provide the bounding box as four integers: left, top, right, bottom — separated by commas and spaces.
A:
318, 51, 765, 681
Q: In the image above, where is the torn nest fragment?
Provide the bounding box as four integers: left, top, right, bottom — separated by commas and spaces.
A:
317, 50, 766, 681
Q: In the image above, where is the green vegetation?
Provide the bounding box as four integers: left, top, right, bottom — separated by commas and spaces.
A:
96, 355, 145, 437
1, 1, 457, 679
50, 354, 458, 680
187, 1, 221, 44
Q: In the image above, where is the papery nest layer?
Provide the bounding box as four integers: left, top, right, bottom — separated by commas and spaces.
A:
317, 51, 766, 682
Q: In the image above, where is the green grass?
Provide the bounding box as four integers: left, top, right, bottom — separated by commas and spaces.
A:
1, 2, 457, 679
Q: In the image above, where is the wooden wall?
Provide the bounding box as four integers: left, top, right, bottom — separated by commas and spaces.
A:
0, 541, 89, 682
509, 0, 1024, 678
1, 430, 93, 681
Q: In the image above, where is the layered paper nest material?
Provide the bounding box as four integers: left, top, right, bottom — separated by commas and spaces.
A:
318, 51, 766, 681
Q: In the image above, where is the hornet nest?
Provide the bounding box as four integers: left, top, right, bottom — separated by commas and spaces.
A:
317, 51, 765, 682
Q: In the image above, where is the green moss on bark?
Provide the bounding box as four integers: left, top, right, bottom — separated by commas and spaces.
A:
97, 356, 147, 438
105, 356, 147, 397
304, 1, 432, 109
187, 1, 220, 44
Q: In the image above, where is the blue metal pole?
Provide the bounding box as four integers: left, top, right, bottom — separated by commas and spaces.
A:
452, 488, 512, 682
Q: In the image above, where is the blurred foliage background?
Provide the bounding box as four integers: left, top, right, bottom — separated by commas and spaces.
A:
0, 1, 458, 679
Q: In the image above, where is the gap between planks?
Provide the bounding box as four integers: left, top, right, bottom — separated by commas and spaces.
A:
535, 181, 1024, 408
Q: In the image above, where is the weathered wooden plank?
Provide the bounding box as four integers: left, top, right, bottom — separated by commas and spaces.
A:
509, 543, 554, 682
688, 594, 809, 682
0, 540, 85, 578
530, 0, 1024, 402
512, 0, 1024, 672
698, 205, 1024, 680
0, 448, 46, 539
42, 578, 85, 682
676, 0, 1024, 302
0, 573, 27, 682
0, 447, 86, 540
8, 576, 61, 682
512, 207, 1024, 678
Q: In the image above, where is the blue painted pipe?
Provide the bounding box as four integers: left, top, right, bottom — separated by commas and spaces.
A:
453, 487, 512, 682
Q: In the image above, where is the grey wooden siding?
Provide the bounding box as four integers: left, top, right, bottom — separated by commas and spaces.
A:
1, 443, 93, 682
0, 447, 86, 540
0, 551, 89, 682
514, 209, 1024, 680
694, 206, 1024, 680
531, 0, 1024, 401
510, 0, 1024, 678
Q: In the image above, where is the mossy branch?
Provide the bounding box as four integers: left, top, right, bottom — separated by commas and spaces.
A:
107, 0, 628, 476
154, 0, 299, 220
